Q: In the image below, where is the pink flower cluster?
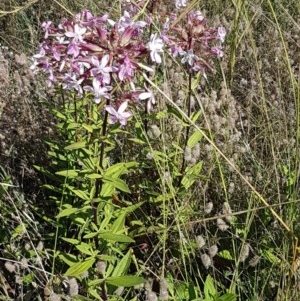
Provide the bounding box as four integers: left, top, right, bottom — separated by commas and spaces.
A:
162, 10, 226, 78
31, 7, 225, 125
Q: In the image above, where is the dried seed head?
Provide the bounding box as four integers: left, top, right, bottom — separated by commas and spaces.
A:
69, 278, 79, 297
201, 253, 212, 269
228, 182, 235, 194
146, 291, 158, 301
96, 260, 106, 274
15, 276, 23, 285
249, 255, 260, 267
36, 241, 44, 251
80, 271, 89, 279
145, 279, 153, 291
24, 242, 31, 251
160, 289, 169, 301
159, 278, 168, 300
5, 261, 16, 273
49, 292, 61, 301
160, 278, 168, 291
192, 143, 200, 160
204, 202, 213, 214
222, 202, 233, 223
184, 146, 192, 162
208, 245, 218, 258
114, 286, 124, 296
147, 125, 161, 139
217, 218, 229, 231
196, 235, 206, 249
20, 258, 28, 269
240, 243, 250, 263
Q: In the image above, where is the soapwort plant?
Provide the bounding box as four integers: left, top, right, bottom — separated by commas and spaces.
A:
31, 2, 226, 299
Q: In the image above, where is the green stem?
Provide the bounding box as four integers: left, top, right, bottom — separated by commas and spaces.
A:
93, 103, 110, 250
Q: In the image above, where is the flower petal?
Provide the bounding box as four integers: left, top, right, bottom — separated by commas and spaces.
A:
118, 101, 128, 114
106, 105, 117, 116
139, 92, 152, 100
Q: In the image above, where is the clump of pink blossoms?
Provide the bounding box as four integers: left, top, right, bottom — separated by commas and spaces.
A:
31, 6, 226, 125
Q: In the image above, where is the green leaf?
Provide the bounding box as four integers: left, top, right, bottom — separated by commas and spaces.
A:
66, 186, 90, 201
167, 105, 189, 126
106, 276, 145, 287
103, 177, 131, 193
111, 213, 126, 233
218, 250, 233, 260
64, 257, 95, 277
58, 252, 77, 266
100, 232, 135, 243
12, 224, 24, 238
128, 138, 146, 144
187, 131, 203, 148
55, 169, 79, 178
82, 124, 94, 133
75, 243, 94, 256
98, 255, 116, 262
105, 163, 132, 177
218, 293, 237, 301
51, 109, 66, 120
62, 238, 80, 245
34, 165, 61, 182
112, 250, 131, 277
204, 275, 216, 299
56, 207, 79, 218
88, 279, 105, 286
83, 232, 99, 239
65, 141, 86, 150
191, 71, 202, 90
119, 201, 144, 214
47, 151, 68, 161
191, 110, 202, 123
67, 122, 79, 129
263, 249, 281, 264
181, 161, 203, 190
85, 173, 102, 179
88, 288, 102, 300
155, 109, 168, 119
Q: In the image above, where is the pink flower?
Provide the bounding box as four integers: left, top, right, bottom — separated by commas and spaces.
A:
65, 24, 87, 42
42, 21, 52, 39
106, 101, 132, 126
91, 55, 116, 85
118, 55, 136, 81
84, 78, 112, 103
63, 72, 84, 96
211, 47, 224, 58
67, 41, 80, 58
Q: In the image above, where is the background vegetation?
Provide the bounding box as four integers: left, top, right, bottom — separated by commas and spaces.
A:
0, 0, 299, 300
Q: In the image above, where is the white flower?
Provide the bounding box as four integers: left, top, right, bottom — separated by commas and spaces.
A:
180, 49, 198, 66
63, 72, 84, 96
106, 101, 132, 126
218, 26, 226, 43
147, 33, 164, 64
175, 0, 188, 9
139, 87, 156, 112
